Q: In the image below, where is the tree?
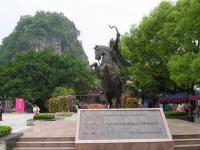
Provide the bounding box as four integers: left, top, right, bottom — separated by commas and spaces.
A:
122, 0, 200, 101
159, 0, 200, 93
168, 52, 200, 94
122, 1, 176, 101
168, 52, 197, 94
0, 50, 95, 111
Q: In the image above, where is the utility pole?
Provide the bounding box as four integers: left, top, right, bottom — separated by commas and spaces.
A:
0, 100, 3, 121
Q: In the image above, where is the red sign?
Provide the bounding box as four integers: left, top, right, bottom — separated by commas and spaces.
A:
15, 98, 25, 112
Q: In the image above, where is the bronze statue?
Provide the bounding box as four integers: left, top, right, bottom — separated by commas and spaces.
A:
91, 26, 130, 108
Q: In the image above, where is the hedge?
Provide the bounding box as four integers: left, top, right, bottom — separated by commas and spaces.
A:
0, 125, 12, 137
164, 111, 187, 117
48, 96, 74, 113
33, 113, 55, 120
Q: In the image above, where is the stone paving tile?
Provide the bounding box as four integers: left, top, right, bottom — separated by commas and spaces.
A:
21, 119, 76, 137
167, 119, 200, 135
65, 113, 77, 121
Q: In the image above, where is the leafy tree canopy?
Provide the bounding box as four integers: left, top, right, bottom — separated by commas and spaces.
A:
168, 52, 200, 94
122, 0, 200, 101
0, 50, 95, 111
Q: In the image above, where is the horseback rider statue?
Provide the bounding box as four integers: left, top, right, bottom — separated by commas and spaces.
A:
91, 25, 130, 108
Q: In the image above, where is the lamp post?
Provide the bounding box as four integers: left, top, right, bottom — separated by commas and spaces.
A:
0, 101, 2, 121
194, 86, 199, 122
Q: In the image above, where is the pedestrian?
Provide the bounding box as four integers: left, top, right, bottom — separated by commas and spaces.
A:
33, 105, 40, 115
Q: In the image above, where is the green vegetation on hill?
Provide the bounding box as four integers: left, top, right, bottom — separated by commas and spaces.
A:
0, 11, 88, 63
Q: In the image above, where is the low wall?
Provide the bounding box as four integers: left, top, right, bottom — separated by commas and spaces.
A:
0, 132, 23, 150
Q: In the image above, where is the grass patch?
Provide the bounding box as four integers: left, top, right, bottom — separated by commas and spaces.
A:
33, 113, 55, 120
164, 111, 187, 117
0, 125, 12, 137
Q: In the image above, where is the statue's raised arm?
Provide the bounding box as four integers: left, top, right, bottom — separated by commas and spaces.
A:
109, 25, 120, 53
109, 25, 131, 68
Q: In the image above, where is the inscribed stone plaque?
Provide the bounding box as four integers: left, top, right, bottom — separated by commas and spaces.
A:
78, 109, 169, 140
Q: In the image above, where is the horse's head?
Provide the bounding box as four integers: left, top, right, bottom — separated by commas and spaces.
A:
94, 45, 103, 61
94, 45, 110, 61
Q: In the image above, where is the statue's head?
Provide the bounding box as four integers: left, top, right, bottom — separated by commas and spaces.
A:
109, 38, 115, 48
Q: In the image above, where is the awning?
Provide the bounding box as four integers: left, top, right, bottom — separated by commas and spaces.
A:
159, 92, 192, 102
189, 92, 200, 100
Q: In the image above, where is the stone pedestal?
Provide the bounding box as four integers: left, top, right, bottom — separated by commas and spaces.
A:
75, 108, 174, 150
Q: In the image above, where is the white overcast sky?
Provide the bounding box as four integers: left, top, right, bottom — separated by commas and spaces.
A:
0, 0, 173, 64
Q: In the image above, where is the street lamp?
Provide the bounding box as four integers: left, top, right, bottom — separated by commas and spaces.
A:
194, 85, 199, 121
0, 101, 3, 121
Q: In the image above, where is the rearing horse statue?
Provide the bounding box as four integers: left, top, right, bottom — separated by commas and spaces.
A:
91, 26, 131, 108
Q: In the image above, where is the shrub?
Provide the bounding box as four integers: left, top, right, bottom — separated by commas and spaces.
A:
52, 87, 74, 97
33, 113, 55, 120
80, 103, 89, 109
67, 95, 73, 111
48, 96, 67, 113
0, 125, 12, 137
48, 96, 74, 113
164, 111, 187, 117
122, 98, 139, 108
71, 99, 79, 112
48, 97, 58, 113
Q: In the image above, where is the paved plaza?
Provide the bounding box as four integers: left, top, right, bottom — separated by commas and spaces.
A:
0, 113, 33, 133
18, 114, 200, 137
168, 118, 200, 135
1, 113, 200, 137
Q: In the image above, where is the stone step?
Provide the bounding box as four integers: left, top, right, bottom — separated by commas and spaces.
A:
175, 144, 200, 150
174, 138, 200, 145
15, 141, 75, 147
13, 147, 75, 150
17, 137, 75, 142
173, 134, 200, 139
